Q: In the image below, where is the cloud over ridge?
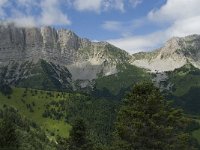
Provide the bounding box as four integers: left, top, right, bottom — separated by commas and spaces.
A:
107, 0, 200, 53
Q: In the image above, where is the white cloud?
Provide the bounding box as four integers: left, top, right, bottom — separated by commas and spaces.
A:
167, 16, 200, 37
8, 16, 36, 27
17, 0, 37, 6
73, 0, 102, 12
0, 0, 7, 17
112, 0, 125, 12
107, 0, 200, 53
40, 0, 71, 26
0, 0, 7, 6
0, 0, 71, 27
129, 0, 142, 8
108, 31, 167, 53
0, 0, 142, 27
102, 18, 145, 37
72, 0, 141, 13
102, 21, 123, 31
148, 0, 200, 22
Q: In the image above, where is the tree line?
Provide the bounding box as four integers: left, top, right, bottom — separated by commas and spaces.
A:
0, 82, 199, 149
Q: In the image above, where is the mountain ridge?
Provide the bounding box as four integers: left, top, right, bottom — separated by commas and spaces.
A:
1, 24, 200, 95
0, 24, 129, 64
1, 24, 200, 74
131, 34, 200, 72
0, 24, 130, 82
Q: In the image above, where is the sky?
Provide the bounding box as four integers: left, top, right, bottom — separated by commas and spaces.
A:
0, 0, 200, 53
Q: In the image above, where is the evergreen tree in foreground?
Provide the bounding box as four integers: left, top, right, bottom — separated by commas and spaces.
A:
0, 115, 19, 149
69, 118, 93, 150
113, 82, 199, 150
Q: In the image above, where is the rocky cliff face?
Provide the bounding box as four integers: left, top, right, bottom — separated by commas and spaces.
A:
131, 35, 200, 72
1, 24, 200, 92
0, 24, 129, 82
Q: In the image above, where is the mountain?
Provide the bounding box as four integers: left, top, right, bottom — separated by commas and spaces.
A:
1, 24, 200, 102
1, 24, 200, 147
131, 35, 200, 72
0, 24, 130, 91
0, 24, 129, 66
129, 35, 200, 115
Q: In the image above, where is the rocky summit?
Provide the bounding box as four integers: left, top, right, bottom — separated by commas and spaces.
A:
131, 34, 200, 72
1, 24, 200, 92
0, 24, 129, 83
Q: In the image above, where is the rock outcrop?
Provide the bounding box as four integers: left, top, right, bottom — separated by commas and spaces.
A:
0, 24, 129, 81
131, 35, 200, 72
1, 23, 200, 84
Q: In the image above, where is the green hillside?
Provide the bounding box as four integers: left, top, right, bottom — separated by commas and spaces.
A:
0, 107, 58, 149
94, 63, 151, 99
1, 61, 200, 148
0, 87, 117, 146
0, 60, 73, 92
193, 119, 200, 144
167, 63, 200, 97
0, 88, 71, 138
166, 64, 200, 115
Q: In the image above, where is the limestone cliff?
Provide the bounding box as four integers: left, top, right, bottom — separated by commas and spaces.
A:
1, 24, 200, 91
0, 24, 129, 85
131, 35, 200, 72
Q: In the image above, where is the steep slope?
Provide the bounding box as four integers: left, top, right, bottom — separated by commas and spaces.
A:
164, 64, 200, 115
0, 106, 58, 149
1, 24, 200, 146
0, 24, 130, 91
0, 87, 117, 145
131, 35, 200, 72
130, 36, 200, 116
93, 63, 151, 99
0, 60, 73, 91
1, 23, 200, 104
0, 88, 72, 138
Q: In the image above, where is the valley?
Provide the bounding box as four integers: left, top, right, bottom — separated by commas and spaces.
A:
0, 24, 200, 149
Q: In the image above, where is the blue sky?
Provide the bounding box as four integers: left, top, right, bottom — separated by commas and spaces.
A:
0, 0, 200, 53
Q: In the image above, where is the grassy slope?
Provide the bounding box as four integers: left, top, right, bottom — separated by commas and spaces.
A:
193, 119, 200, 144
166, 65, 200, 143
0, 88, 71, 138
17, 60, 72, 91
166, 64, 200, 115
167, 64, 200, 96
42, 95, 118, 145
0, 107, 58, 149
0, 88, 118, 146
95, 64, 151, 96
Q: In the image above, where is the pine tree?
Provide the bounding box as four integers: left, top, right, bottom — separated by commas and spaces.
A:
69, 118, 93, 150
113, 82, 198, 150
0, 116, 19, 149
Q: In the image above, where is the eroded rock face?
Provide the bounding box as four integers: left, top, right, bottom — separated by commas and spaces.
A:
0, 25, 25, 62
24, 27, 43, 61
131, 35, 200, 72
1, 24, 200, 91
1, 24, 200, 80
0, 24, 129, 81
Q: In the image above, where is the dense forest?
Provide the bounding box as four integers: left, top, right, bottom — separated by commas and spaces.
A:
0, 83, 199, 149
